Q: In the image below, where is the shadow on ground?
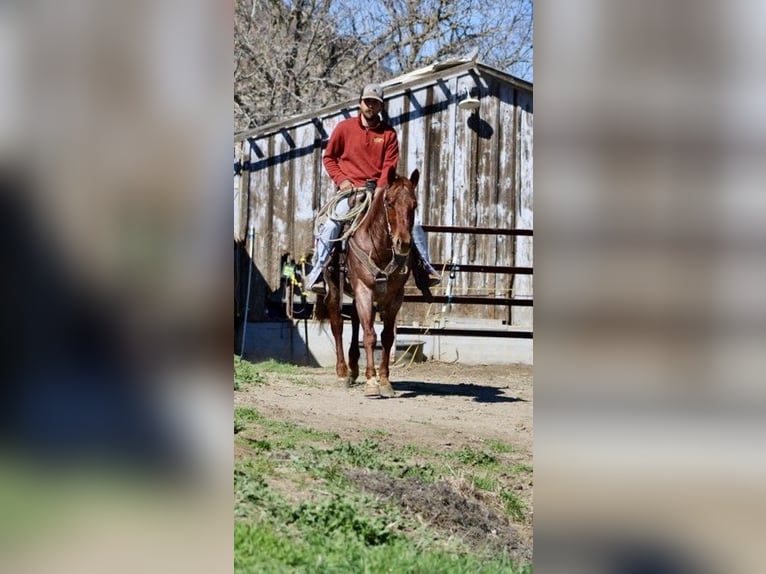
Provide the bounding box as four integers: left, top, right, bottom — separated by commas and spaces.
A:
391, 381, 525, 403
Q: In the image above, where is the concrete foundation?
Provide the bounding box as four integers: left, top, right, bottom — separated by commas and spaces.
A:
238, 320, 532, 366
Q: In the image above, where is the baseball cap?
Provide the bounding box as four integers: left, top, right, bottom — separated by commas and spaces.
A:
361, 83, 384, 102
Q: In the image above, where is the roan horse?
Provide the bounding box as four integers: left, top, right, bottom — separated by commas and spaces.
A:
315, 169, 420, 398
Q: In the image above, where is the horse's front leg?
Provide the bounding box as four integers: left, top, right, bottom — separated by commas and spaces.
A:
377, 298, 403, 398
353, 289, 378, 397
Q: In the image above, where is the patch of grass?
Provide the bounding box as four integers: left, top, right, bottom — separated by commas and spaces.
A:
500, 489, 528, 522
395, 442, 428, 458
399, 463, 440, 483
292, 494, 397, 546
484, 438, 514, 454
451, 446, 499, 467
250, 358, 302, 375
364, 428, 391, 440
235, 518, 530, 574
471, 474, 499, 492
234, 449, 275, 478
294, 439, 385, 485
259, 418, 340, 449
233, 417, 532, 573
511, 463, 533, 475
330, 439, 383, 467
234, 407, 263, 434
234, 356, 265, 389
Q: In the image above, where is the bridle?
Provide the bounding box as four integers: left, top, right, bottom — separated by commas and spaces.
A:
347, 181, 413, 295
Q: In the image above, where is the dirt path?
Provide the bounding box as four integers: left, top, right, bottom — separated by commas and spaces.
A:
236, 361, 532, 455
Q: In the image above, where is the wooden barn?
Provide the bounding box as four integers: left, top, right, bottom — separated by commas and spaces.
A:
234, 55, 532, 337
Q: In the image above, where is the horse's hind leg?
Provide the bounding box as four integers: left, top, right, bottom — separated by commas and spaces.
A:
347, 304, 360, 385
325, 279, 349, 383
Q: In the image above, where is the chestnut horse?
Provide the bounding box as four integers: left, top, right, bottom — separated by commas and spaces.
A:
315, 169, 420, 398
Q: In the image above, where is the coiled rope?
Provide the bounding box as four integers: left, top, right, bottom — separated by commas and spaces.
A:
314, 187, 374, 243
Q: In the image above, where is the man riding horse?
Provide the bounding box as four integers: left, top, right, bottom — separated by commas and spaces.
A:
303, 83, 441, 296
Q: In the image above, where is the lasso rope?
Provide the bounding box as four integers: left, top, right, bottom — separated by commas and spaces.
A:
314, 187, 374, 243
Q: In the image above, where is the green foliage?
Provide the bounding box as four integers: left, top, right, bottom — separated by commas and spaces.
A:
234, 407, 262, 434
235, 519, 530, 574
234, 356, 265, 389
471, 474, 499, 492
292, 495, 396, 546
250, 359, 302, 375
399, 463, 439, 483
500, 490, 528, 522
511, 463, 533, 475
260, 419, 339, 450
453, 446, 499, 467
484, 438, 515, 454
233, 408, 532, 573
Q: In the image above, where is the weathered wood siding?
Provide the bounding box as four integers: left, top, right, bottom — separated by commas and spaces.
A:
235, 63, 533, 326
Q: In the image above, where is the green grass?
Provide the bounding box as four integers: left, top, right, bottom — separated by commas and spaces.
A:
364, 429, 391, 440
235, 461, 530, 574
471, 474, 499, 492
234, 408, 532, 573
484, 438, 515, 454
234, 407, 263, 434
511, 463, 533, 475
451, 446, 499, 467
500, 490, 528, 522
250, 358, 303, 375
234, 356, 266, 389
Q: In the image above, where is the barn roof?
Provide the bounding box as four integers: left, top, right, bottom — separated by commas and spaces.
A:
235, 55, 532, 142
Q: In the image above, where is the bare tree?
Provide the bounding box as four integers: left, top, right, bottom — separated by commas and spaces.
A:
234, 0, 532, 132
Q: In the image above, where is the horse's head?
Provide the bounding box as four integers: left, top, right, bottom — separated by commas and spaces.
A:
383, 169, 419, 258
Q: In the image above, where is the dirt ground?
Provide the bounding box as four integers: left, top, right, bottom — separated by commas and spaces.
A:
236, 361, 532, 454
236, 360, 533, 559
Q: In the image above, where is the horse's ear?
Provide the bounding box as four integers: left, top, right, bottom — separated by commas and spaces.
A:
386, 166, 396, 186
409, 169, 420, 188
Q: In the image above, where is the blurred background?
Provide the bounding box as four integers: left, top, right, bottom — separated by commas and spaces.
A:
536, 0, 766, 572
0, 1, 232, 572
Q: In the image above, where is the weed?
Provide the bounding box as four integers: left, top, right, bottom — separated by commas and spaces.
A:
471, 474, 499, 492
452, 446, 498, 467
484, 438, 514, 454
399, 463, 439, 482
292, 495, 396, 545
500, 489, 528, 522
512, 463, 533, 474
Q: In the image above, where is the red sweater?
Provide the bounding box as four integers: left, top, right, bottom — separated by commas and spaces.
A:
323, 115, 399, 189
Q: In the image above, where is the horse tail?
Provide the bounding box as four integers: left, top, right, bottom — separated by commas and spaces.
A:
313, 293, 329, 323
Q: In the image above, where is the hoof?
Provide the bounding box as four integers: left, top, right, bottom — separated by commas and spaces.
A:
378, 381, 396, 398
364, 379, 380, 398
